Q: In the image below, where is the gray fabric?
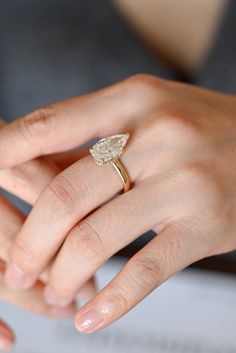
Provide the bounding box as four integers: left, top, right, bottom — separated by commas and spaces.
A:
0, 0, 173, 121
196, 0, 236, 94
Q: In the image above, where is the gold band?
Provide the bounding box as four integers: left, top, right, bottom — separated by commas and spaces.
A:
89, 133, 131, 194
111, 158, 131, 193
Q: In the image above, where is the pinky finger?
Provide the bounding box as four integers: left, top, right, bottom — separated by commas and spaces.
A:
74, 220, 208, 334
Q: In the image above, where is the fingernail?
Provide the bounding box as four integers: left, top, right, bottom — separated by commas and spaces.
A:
5, 263, 36, 289
0, 336, 13, 351
49, 306, 76, 319
44, 286, 71, 307
75, 309, 104, 334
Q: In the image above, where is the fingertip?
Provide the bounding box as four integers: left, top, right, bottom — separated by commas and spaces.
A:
0, 337, 14, 352
0, 322, 15, 352
74, 307, 105, 334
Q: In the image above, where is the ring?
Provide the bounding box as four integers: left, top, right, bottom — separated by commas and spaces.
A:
89, 133, 131, 193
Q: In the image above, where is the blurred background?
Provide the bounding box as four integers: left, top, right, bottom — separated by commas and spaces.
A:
1, 0, 236, 274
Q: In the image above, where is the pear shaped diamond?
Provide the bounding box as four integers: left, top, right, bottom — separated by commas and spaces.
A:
90, 133, 129, 165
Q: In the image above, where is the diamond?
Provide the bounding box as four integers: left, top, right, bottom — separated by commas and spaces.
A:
89, 133, 129, 165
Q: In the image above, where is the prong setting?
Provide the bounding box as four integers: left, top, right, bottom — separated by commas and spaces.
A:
90, 133, 129, 165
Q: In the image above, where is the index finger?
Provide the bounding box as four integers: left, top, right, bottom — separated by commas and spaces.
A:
0, 77, 143, 169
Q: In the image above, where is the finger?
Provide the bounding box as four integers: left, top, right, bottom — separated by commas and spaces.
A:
0, 261, 76, 320
0, 282, 76, 321
74, 221, 207, 334
0, 197, 24, 262
43, 181, 168, 307
0, 135, 60, 205
0, 158, 60, 204
0, 135, 95, 292
0, 121, 95, 294
5, 149, 89, 203
0, 320, 14, 352
0, 118, 60, 204
0, 198, 52, 287
49, 149, 89, 170
0, 76, 153, 168
77, 277, 97, 303
0, 195, 96, 300
5, 146, 142, 289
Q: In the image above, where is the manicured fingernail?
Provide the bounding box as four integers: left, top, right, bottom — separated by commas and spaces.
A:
5, 263, 36, 289
44, 286, 71, 307
49, 306, 76, 319
75, 309, 104, 333
0, 336, 13, 351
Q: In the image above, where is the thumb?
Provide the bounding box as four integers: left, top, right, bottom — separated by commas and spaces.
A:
0, 320, 14, 352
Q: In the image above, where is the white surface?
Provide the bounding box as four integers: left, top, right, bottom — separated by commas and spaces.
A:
1, 258, 236, 353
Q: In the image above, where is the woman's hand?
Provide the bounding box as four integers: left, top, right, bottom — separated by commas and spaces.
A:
0, 120, 96, 350
0, 137, 75, 351
0, 259, 77, 352
0, 147, 96, 295
1, 75, 236, 333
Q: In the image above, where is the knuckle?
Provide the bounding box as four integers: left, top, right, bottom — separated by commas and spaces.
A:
128, 256, 162, 289
12, 241, 37, 273
172, 163, 225, 219
157, 108, 200, 144
124, 74, 164, 103
108, 282, 131, 311
18, 106, 55, 143
126, 73, 162, 90
181, 163, 222, 201
68, 220, 107, 260
47, 174, 78, 212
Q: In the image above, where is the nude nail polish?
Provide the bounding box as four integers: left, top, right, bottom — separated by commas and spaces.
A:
75, 309, 104, 333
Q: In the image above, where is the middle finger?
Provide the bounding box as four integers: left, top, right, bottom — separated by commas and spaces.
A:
5, 150, 139, 289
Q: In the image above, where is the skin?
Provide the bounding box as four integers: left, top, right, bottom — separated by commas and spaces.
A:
1, 74, 236, 334
114, 0, 228, 73
0, 120, 95, 350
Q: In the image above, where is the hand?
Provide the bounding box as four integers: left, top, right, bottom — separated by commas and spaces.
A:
1, 75, 236, 334
0, 118, 95, 296
0, 259, 76, 352
0, 120, 95, 350
0, 145, 96, 295
0, 141, 75, 352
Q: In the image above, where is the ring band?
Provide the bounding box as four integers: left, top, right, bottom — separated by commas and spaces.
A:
89, 133, 131, 193
111, 158, 130, 193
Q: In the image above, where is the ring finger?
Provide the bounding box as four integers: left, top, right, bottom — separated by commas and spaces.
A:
43, 176, 172, 307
